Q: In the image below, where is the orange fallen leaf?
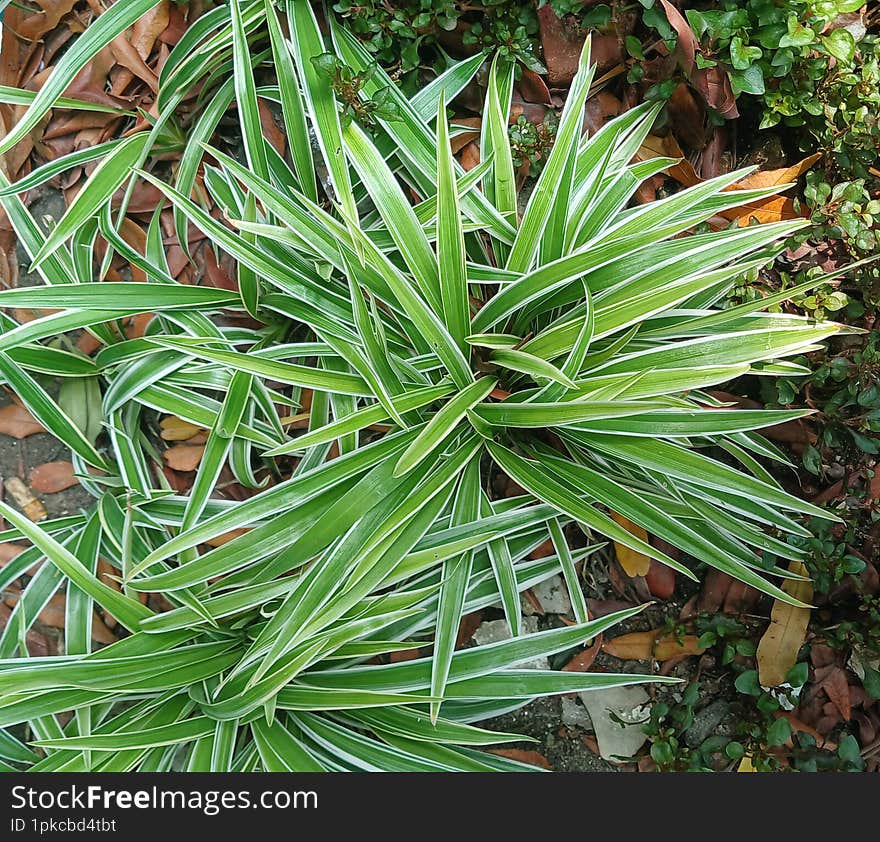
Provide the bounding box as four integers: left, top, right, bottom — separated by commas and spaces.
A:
487, 748, 552, 770
562, 634, 603, 672
731, 153, 822, 191
91, 614, 118, 645
720, 154, 820, 226
603, 629, 705, 661
0, 403, 46, 438
635, 134, 701, 187
163, 444, 206, 472
29, 461, 78, 494
610, 511, 651, 577
721, 195, 802, 226
779, 711, 836, 751
756, 561, 812, 688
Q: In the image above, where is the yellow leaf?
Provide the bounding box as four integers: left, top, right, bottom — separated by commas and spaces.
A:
611, 511, 651, 577
756, 561, 812, 688
738, 754, 757, 772
160, 415, 206, 441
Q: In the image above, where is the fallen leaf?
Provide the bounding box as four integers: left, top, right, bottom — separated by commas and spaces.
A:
160, 415, 207, 441
603, 629, 705, 661
645, 558, 676, 600
659, 1, 697, 73
459, 141, 481, 172
0, 403, 47, 438
29, 461, 78, 494
697, 569, 735, 614
668, 83, 706, 147
659, 1, 738, 118
455, 611, 483, 649
528, 538, 555, 561
562, 634, 603, 672
537, 4, 583, 87
487, 748, 552, 770
635, 133, 701, 187
163, 444, 206, 472
731, 153, 822, 191
586, 598, 634, 618
204, 528, 250, 548
738, 755, 757, 771
691, 65, 739, 118
756, 561, 812, 687
17, 1, 78, 42
0, 543, 27, 565
721, 196, 803, 226
91, 613, 118, 645
819, 666, 851, 721
718, 154, 821, 226
5, 476, 47, 522
722, 579, 761, 615
779, 711, 836, 750
517, 67, 552, 104
610, 511, 651, 577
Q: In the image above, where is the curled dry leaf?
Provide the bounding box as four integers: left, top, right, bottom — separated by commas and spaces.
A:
756, 561, 812, 688
17, 1, 78, 42
610, 511, 651, 577
163, 444, 206, 472
0, 403, 47, 438
517, 67, 552, 105
659, 1, 738, 118
4, 477, 47, 522
29, 461, 78, 494
603, 628, 705, 661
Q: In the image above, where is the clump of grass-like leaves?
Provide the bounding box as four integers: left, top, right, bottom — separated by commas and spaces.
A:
0, 1, 848, 771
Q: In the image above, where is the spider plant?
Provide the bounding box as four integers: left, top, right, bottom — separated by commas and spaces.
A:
0, 2, 848, 771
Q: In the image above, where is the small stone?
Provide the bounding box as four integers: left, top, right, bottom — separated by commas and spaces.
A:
527, 574, 572, 615
472, 617, 549, 669
683, 699, 730, 748
561, 696, 593, 730
579, 686, 651, 761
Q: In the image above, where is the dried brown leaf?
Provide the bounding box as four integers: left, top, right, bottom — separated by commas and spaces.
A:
0, 403, 46, 438
756, 561, 812, 687
163, 444, 206, 472
29, 461, 77, 494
